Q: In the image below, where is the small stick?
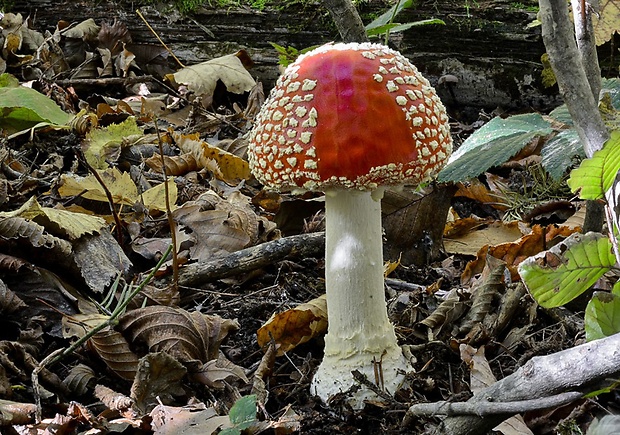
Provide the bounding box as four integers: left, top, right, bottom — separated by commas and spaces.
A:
136, 9, 184, 68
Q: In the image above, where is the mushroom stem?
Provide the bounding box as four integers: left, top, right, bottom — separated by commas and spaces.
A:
311, 189, 411, 406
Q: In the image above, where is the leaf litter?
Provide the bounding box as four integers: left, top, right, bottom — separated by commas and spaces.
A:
0, 8, 612, 435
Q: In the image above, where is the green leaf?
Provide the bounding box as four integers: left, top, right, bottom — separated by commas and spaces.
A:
518, 232, 616, 308
365, 0, 417, 31
567, 130, 620, 199
228, 394, 257, 431
548, 104, 573, 125
585, 291, 620, 341
84, 117, 143, 169
541, 129, 584, 180
601, 77, 620, 109
437, 113, 553, 182
0, 73, 20, 88
366, 19, 445, 36
0, 86, 72, 133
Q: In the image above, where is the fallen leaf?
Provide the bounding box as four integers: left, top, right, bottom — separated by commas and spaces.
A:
257, 294, 327, 356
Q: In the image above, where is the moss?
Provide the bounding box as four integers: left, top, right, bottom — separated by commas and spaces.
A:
0, 0, 14, 11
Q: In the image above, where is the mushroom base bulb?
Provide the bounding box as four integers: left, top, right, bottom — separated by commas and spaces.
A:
311, 339, 410, 408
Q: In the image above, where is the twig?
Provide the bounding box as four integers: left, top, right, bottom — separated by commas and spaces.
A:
153, 117, 179, 289
136, 9, 184, 68
434, 332, 620, 435
321, 0, 368, 43
178, 232, 325, 287
78, 155, 124, 245
404, 391, 583, 420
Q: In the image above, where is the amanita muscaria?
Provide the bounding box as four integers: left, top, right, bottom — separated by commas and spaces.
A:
248, 42, 452, 406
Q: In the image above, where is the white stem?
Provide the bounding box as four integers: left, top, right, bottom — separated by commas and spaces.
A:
311, 190, 410, 407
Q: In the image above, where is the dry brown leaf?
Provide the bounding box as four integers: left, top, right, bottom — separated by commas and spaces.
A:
593, 0, 620, 45
174, 131, 250, 182
420, 289, 468, 336
117, 306, 240, 365
150, 403, 230, 435
0, 279, 26, 314
461, 224, 578, 284
172, 190, 262, 261
0, 216, 72, 255
62, 364, 96, 396
131, 352, 187, 413
170, 51, 256, 97
94, 384, 133, 411
444, 220, 526, 257
0, 196, 106, 240
191, 353, 249, 389
89, 326, 141, 381
144, 152, 200, 175
454, 179, 507, 211
0, 253, 33, 273
257, 294, 327, 356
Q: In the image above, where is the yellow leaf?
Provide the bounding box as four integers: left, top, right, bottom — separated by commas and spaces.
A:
174, 132, 250, 182
59, 168, 138, 206
0, 196, 106, 240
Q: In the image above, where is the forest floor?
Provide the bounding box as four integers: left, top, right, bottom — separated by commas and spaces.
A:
0, 8, 619, 435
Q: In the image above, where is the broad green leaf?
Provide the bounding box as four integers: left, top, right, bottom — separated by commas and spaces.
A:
518, 232, 616, 308
366, 19, 444, 37
601, 78, 620, 109
548, 104, 573, 125
438, 113, 553, 182
0, 73, 20, 88
541, 129, 584, 180
0, 86, 71, 133
219, 395, 257, 434
365, 0, 417, 31
585, 292, 620, 341
228, 394, 256, 429
567, 130, 620, 199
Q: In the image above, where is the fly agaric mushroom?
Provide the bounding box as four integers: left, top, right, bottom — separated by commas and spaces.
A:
248, 42, 452, 407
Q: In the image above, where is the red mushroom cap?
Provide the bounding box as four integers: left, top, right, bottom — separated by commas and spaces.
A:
248, 42, 452, 191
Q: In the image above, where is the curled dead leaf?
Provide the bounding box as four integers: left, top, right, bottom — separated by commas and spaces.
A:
257, 295, 327, 356
461, 224, 578, 284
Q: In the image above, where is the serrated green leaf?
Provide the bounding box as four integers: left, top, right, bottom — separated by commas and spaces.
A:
518, 232, 615, 308
567, 130, 620, 199
585, 291, 620, 341
84, 117, 143, 169
541, 129, 584, 180
228, 394, 256, 430
0, 86, 72, 133
437, 113, 553, 182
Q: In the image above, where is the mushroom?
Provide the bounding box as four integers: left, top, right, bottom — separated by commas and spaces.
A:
247, 42, 453, 407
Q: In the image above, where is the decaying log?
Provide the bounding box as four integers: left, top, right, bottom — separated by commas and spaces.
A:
14, 0, 596, 115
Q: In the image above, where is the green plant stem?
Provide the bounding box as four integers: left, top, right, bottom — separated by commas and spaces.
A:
49, 244, 173, 367
384, 0, 403, 44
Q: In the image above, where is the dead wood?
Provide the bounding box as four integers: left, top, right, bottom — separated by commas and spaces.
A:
178, 231, 325, 287
428, 332, 620, 435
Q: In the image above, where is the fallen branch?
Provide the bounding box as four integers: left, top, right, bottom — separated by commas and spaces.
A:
427, 333, 620, 435
405, 391, 582, 419
178, 232, 325, 287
